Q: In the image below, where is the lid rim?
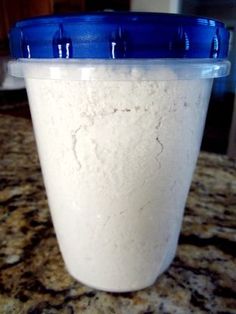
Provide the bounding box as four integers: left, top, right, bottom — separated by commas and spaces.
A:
14, 12, 226, 27
9, 12, 230, 60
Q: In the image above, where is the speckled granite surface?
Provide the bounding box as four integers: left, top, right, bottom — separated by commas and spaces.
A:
0, 113, 235, 314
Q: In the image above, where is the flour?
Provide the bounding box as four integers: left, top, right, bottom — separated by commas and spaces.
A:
25, 62, 213, 292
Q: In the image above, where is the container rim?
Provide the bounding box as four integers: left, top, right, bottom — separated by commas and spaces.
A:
8, 58, 231, 81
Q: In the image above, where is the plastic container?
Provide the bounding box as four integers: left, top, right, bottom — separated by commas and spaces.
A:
9, 12, 230, 292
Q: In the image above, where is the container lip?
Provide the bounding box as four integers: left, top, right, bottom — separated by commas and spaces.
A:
8, 58, 231, 81
9, 12, 230, 59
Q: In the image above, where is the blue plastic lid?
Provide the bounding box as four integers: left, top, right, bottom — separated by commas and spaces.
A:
9, 12, 229, 59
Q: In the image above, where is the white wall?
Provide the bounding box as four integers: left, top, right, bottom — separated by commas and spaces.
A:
131, 0, 180, 14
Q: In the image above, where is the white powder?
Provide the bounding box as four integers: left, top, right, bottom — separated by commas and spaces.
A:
25, 63, 213, 292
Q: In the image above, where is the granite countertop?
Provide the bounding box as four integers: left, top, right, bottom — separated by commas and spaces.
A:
0, 113, 235, 314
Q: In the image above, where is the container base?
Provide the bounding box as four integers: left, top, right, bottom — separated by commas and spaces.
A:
65, 261, 174, 293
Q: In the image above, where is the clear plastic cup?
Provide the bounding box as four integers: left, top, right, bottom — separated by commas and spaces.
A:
9, 13, 230, 292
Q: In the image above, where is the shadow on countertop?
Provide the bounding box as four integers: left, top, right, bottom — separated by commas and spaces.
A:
0, 89, 31, 119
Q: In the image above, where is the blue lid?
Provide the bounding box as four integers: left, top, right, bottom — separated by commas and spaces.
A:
9, 12, 229, 59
